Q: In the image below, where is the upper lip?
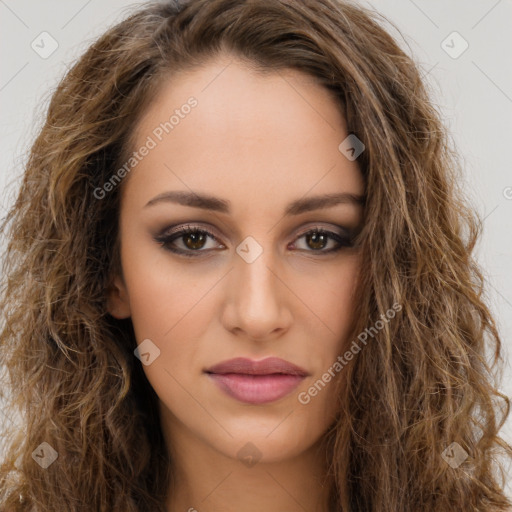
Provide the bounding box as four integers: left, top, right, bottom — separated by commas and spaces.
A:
205, 357, 309, 377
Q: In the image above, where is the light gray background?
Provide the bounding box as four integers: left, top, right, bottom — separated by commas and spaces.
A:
1, 0, 511, 497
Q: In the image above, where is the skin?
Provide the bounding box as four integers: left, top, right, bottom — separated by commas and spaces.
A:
107, 53, 364, 512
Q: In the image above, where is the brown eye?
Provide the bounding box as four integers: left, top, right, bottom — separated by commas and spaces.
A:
293, 228, 353, 253
182, 231, 208, 250
305, 231, 329, 250
154, 225, 224, 257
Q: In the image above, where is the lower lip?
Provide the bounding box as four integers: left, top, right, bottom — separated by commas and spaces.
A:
207, 373, 305, 404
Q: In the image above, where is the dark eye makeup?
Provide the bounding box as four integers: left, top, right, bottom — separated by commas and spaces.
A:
153, 223, 358, 258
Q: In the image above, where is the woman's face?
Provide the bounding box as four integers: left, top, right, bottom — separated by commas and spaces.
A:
108, 54, 364, 465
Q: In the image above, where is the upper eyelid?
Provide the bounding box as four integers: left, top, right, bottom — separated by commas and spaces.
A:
160, 224, 222, 242
158, 223, 351, 248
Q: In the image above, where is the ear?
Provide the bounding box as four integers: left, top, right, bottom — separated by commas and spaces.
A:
106, 274, 131, 319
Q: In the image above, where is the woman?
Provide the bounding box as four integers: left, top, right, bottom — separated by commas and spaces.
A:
0, 0, 510, 510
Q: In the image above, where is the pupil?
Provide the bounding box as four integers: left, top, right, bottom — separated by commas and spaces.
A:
308, 232, 326, 250
185, 232, 205, 250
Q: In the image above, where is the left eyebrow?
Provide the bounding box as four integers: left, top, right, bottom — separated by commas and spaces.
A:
284, 192, 365, 215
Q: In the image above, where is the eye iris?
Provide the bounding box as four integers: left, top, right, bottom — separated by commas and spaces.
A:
307, 232, 327, 250
184, 231, 206, 250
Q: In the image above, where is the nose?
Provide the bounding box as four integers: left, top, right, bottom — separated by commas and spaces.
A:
221, 243, 293, 341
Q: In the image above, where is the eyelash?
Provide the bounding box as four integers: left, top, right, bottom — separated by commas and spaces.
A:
154, 224, 355, 258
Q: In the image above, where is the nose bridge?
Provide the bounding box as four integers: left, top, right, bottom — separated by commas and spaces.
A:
226, 234, 290, 337
235, 235, 280, 305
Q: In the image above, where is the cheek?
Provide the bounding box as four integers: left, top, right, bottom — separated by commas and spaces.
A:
125, 244, 361, 366
303, 254, 361, 337
120, 233, 212, 340
122, 249, 361, 461
291, 255, 362, 408
126, 271, 215, 379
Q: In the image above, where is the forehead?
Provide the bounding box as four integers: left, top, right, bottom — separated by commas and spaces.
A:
123, 55, 363, 211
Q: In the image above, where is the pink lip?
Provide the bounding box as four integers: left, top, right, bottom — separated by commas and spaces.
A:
205, 357, 308, 404
206, 357, 308, 376
204, 357, 308, 405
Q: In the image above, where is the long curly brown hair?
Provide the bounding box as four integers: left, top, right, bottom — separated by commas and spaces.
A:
0, 0, 510, 510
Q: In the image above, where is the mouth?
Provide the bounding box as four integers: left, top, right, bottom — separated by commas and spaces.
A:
204, 357, 308, 405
